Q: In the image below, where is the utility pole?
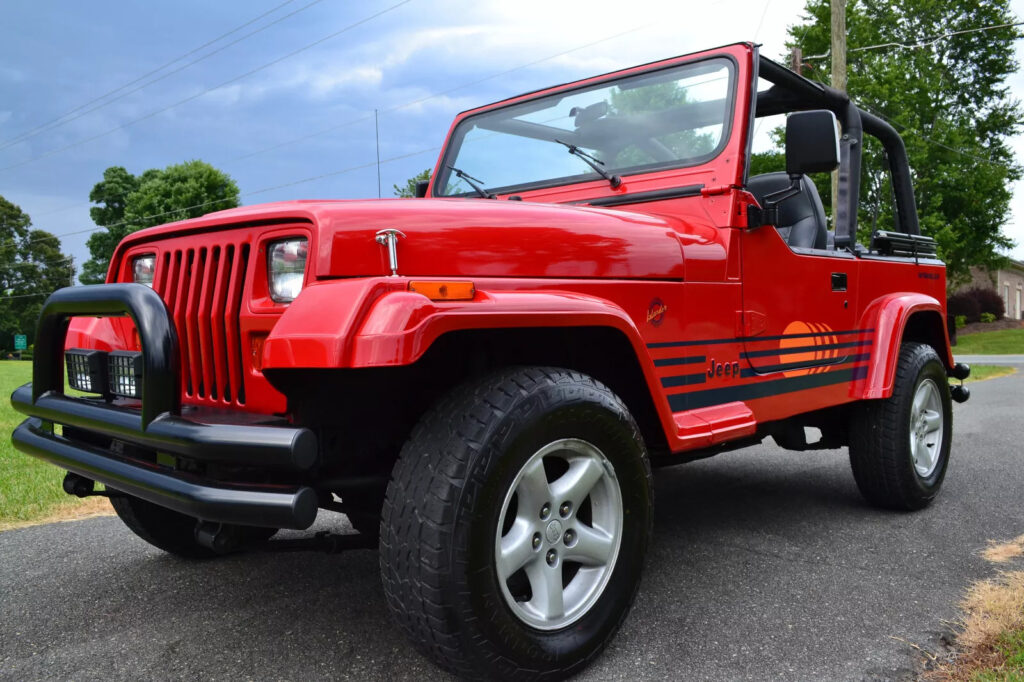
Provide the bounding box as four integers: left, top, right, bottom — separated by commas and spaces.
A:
831, 0, 847, 221
789, 47, 803, 76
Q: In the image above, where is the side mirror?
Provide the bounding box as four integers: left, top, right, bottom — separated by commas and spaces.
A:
786, 110, 840, 175
413, 179, 430, 198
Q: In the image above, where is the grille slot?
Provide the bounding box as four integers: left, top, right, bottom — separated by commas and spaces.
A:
156, 240, 249, 406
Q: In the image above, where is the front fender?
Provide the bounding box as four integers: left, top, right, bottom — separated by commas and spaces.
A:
853, 292, 953, 400
261, 278, 650, 370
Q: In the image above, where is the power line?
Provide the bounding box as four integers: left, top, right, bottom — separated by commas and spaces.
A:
795, 66, 1009, 168
0, 0, 414, 173
0, 0, 307, 151
0, 292, 52, 301
223, 20, 655, 164
803, 20, 1024, 60
17, 145, 439, 252
859, 105, 1005, 167
12, 7, 724, 262
23, 16, 662, 248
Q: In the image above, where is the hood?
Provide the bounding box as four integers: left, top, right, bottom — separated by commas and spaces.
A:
117, 198, 691, 280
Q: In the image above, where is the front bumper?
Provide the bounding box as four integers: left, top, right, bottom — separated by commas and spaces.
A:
10, 284, 319, 530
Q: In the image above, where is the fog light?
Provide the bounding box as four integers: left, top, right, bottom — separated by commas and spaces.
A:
108, 351, 143, 398
66, 349, 107, 394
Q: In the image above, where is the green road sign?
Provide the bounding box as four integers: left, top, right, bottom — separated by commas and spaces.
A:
14, 334, 27, 351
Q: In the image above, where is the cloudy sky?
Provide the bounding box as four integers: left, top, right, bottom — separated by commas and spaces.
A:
2, 0, 1023, 279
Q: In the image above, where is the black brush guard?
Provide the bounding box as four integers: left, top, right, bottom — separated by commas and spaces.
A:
9, 284, 318, 530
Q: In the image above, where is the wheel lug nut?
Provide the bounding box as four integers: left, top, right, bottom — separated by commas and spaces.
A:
559, 501, 572, 517
540, 503, 550, 520
563, 529, 575, 546
546, 549, 557, 566
532, 533, 542, 549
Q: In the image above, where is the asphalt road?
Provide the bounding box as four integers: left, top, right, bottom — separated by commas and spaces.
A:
2, 366, 1023, 681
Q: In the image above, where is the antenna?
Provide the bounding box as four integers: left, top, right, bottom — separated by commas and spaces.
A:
374, 109, 382, 199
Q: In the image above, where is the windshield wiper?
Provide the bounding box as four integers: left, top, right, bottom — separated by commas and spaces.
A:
554, 139, 621, 189
446, 166, 496, 199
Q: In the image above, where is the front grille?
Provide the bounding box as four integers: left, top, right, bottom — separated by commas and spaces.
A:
153, 241, 250, 406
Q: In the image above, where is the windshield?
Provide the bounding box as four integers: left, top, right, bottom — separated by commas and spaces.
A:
435, 57, 735, 197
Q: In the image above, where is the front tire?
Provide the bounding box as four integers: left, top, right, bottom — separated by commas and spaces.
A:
849, 342, 953, 510
379, 367, 653, 680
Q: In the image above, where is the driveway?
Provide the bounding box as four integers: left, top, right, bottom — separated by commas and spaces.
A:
2, 370, 1023, 681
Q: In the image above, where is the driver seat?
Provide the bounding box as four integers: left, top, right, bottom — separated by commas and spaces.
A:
747, 172, 829, 250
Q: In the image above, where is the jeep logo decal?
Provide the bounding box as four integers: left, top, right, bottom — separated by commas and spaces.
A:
707, 358, 741, 378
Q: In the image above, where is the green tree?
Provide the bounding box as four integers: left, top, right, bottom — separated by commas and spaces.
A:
0, 196, 75, 347
769, 0, 1022, 283
80, 166, 140, 284
81, 160, 240, 283
393, 169, 431, 198
609, 82, 715, 166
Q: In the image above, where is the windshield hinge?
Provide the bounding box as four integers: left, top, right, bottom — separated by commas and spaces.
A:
700, 184, 738, 197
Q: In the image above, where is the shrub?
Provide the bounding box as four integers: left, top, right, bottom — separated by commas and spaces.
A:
955, 314, 967, 329
948, 291, 981, 323
968, 287, 1005, 318
980, 312, 997, 323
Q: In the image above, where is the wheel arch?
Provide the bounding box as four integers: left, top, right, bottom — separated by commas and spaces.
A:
853, 293, 954, 400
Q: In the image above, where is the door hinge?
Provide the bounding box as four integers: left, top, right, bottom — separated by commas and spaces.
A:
700, 184, 738, 197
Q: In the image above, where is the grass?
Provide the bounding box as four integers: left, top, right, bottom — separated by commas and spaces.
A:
966, 365, 1018, 383
956, 329, 1024, 355
0, 362, 111, 530
927, 535, 1024, 681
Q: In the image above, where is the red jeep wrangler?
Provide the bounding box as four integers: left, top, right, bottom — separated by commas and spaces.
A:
12, 42, 969, 680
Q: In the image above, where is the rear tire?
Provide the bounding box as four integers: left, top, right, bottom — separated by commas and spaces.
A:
379, 367, 653, 681
849, 342, 952, 510
110, 493, 276, 559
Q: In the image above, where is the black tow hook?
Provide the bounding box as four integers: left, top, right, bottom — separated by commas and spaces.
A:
62, 472, 122, 498
948, 362, 971, 403
950, 384, 970, 403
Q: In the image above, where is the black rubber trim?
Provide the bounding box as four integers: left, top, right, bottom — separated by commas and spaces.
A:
12, 418, 317, 530
740, 352, 872, 377
574, 184, 705, 207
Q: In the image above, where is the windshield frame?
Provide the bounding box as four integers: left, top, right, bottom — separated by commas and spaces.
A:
433, 53, 739, 198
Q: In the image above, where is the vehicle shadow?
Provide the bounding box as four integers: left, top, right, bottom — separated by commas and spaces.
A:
16, 446, 912, 681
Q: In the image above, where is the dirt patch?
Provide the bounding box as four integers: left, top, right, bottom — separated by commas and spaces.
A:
930, 571, 1024, 680
983, 535, 1024, 564
0, 496, 114, 533
959, 318, 1024, 336
925, 535, 1024, 680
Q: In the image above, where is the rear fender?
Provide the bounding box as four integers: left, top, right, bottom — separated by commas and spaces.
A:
853, 292, 954, 400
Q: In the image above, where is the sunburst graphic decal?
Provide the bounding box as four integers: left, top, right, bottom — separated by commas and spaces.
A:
778, 321, 839, 376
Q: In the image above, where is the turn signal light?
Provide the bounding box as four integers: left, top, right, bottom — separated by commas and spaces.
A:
408, 281, 476, 301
